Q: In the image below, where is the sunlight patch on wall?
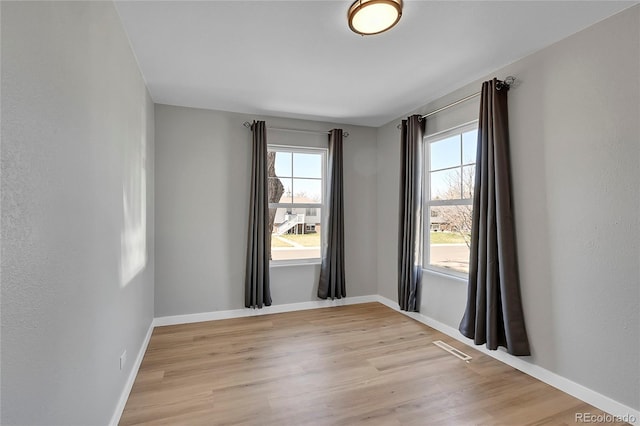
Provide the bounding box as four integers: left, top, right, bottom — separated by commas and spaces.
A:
120, 130, 147, 288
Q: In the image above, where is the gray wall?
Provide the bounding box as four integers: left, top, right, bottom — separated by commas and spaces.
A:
1, 2, 155, 425
3, 2, 637, 423
377, 5, 640, 410
154, 104, 377, 317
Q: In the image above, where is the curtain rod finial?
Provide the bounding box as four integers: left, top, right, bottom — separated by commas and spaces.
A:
497, 76, 516, 90
243, 121, 252, 128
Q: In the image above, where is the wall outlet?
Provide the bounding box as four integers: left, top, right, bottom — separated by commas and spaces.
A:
120, 350, 127, 371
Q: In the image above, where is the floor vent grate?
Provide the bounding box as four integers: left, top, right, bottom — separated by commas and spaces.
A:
433, 340, 472, 362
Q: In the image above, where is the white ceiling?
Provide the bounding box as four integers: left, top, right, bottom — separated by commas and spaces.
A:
115, 1, 634, 127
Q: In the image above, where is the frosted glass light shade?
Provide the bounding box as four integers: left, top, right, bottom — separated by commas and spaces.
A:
348, 0, 402, 35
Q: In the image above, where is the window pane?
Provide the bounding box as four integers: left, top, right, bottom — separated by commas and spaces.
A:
430, 168, 461, 200
269, 177, 292, 203
429, 205, 472, 274
430, 135, 460, 171
462, 130, 477, 165
293, 153, 322, 178
273, 151, 292, 177
462, 165, 475, 199
292, 178, 322, 203
271, 207, 322, 261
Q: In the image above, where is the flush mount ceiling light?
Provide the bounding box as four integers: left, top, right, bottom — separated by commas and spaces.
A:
348, 0, 403, 36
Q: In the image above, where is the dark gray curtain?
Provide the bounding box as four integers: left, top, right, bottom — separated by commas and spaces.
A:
245, 120, 272, 308
318, 129, 345, 299
398, 115, 424, 312
459, 79, 530, 356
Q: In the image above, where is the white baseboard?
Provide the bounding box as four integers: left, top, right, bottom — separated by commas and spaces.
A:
375, 295, 640, 426
109, 320, 154, 426
153, 295, 379, 327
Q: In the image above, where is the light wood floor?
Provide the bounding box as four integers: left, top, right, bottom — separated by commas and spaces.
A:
120, 303, 625, 425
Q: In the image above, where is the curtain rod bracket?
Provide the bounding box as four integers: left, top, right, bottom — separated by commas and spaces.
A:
496, 76, 516, 91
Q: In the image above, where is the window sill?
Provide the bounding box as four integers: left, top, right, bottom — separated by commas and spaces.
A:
423, 267, 468, 284
270, 260, 322, 268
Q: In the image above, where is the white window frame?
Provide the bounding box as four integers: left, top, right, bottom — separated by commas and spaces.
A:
268, 144, 327, 266
423, 120, 478, 279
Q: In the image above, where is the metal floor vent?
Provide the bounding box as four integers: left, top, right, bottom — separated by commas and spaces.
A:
433, 340, 472, 362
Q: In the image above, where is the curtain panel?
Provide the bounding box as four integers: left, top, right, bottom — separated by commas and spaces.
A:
459, 79, 530, 356
245, 120, 272, 308
318, 129, 346, 299
398, 115, 424, 312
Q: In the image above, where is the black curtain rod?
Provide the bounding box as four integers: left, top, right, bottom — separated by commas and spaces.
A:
397, 76, 515, 129
242, 122, 349, 138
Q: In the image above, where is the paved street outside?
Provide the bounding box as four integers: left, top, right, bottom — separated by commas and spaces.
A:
272, 247, 321, 261
272, 237, 470, 274
430, 243, 470, 274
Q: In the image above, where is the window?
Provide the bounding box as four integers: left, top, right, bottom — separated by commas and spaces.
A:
424, 122, 477, 276
267, 146, 326, 263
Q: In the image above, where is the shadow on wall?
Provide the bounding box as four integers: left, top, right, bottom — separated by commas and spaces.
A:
508, 72, 557, 370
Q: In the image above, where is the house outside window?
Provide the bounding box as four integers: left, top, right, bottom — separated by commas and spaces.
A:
424, 122, 478, 277
267, 146, 326, 263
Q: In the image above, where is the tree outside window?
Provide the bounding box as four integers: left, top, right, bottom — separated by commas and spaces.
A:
267, 147, 325, 263
425, 125, 477, 276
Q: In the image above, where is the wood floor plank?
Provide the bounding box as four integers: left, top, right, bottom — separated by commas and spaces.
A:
120, 303, 626, 425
